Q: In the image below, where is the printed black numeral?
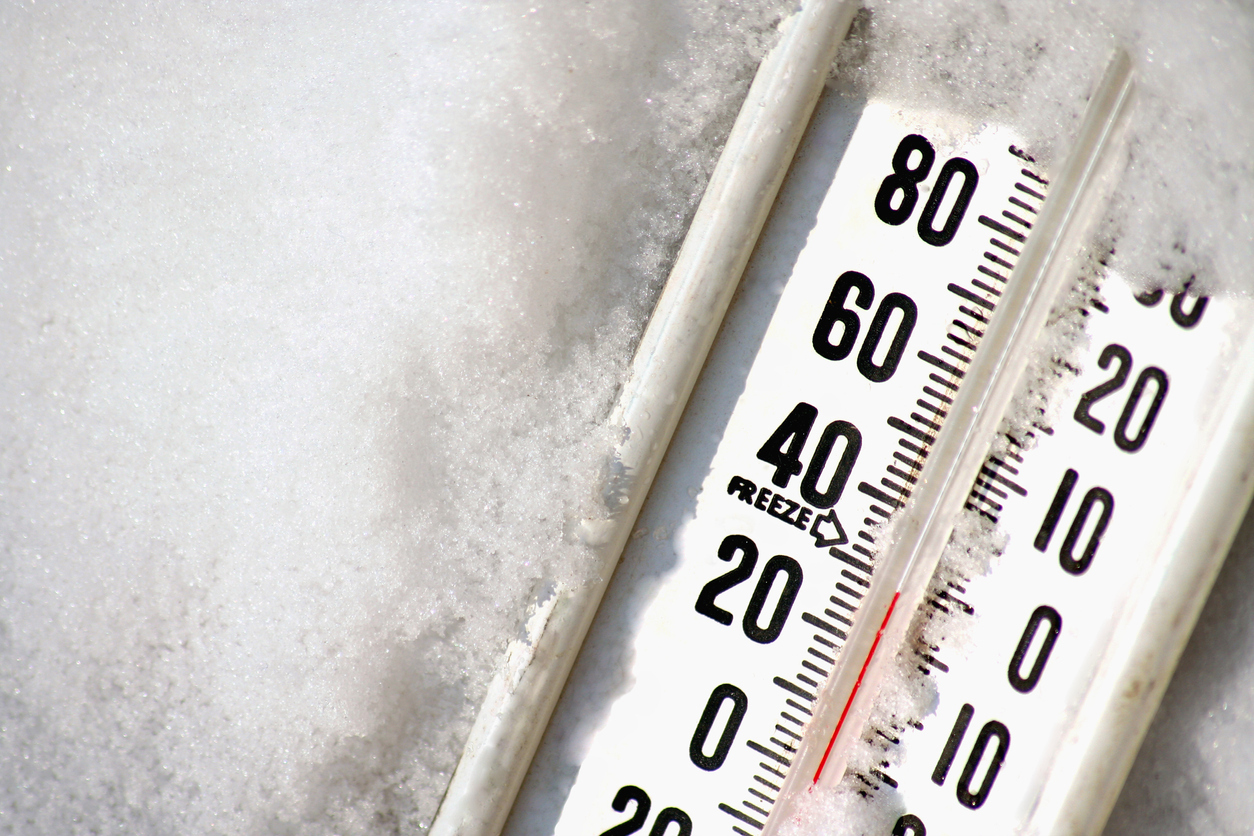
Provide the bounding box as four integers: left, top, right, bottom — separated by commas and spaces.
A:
931, 703, 973, 785
1170, 291, 1209, 328
598, 786, 692, 836
931, 703, 1010, 810
1113, 366, 1168, 452
689, 683, 748, 771
813, 271, 872, 362
1034, 469, 1114, 576
1058, 487, 1115, 574
892, 814, 927, 836
648, 808, 692, 836
812, 271, 917, 383
1073, 343, 1169, 452
800, 420, 861, 508
599, 785, 650, 836
694, 535, 757, 626
875, 134, 979, 246
956, 720, 1011, 809
875, 134, 935, 225
917, 157, 979, 247
1008, 605, 1062, 693
1134, 285, 1209, 329
1073, 344, 1131, 434
743, 555, 803, 644
858, 292, 918, 382
757, 403, 862, 508
757, 402, 815, 488
695, 535, 803, 644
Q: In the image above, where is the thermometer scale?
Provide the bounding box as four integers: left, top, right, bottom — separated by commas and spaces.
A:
430, 5, 1254, 835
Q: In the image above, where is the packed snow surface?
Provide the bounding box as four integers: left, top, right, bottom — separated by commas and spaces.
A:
1, 0, 1251, 834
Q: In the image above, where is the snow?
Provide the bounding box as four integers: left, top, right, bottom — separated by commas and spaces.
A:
1, 0, 1251, 834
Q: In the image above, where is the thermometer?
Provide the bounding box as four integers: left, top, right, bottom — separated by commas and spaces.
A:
430, 5, 1254, 836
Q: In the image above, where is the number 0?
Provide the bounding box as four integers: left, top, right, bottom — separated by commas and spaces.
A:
1113, 367, 1168, 452
893, 815, 926, 836
1060, 487, 1114, 575
917, 157, 978, 246
856, 293, 917, 382
689, 683, 748, 771
742, 555, 803, 644
1008, 606, 1062, 693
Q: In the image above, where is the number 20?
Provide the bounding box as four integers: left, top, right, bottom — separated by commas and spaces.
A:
694, 534, 803, 645
1073, 343, 1169, 453
597, 786, 691, 836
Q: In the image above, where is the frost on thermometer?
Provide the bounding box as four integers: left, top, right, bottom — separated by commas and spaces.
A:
507, 82, 1254, 836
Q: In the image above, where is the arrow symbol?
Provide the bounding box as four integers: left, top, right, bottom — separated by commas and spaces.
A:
810, 508, 847, 548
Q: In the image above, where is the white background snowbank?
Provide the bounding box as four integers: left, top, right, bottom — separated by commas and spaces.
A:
1, 1, 1251, 833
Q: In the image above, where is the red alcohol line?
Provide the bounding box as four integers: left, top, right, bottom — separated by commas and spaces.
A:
812, 591, 902, 784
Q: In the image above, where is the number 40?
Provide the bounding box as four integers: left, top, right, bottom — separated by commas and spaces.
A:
756, 402, 861, 509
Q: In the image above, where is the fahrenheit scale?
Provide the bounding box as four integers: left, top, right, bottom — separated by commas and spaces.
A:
430, 5, 1254, 836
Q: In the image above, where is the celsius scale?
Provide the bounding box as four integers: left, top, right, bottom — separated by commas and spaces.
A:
430, 2, 1254, 835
